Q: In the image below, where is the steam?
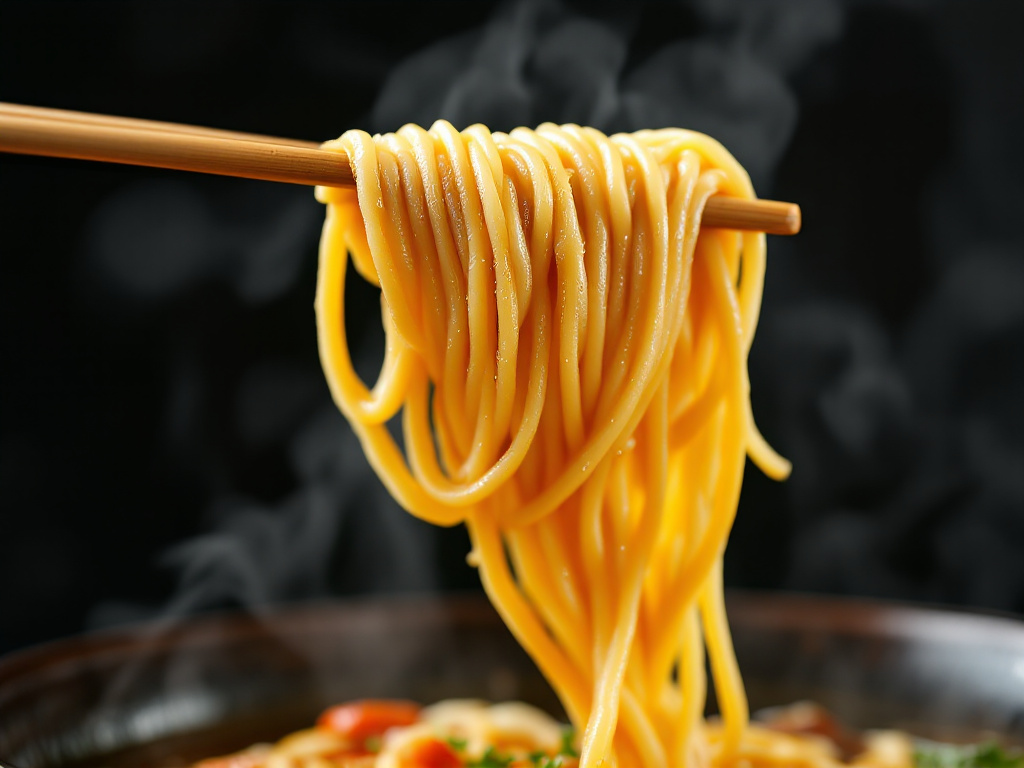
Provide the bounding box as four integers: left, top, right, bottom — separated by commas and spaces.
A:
89, 180, 318, 303
162, 403, 437, 609
373, 0, 842, 186
86, 0, 844, 629
762, 2, 1024, 610
85, 0, 1021, 628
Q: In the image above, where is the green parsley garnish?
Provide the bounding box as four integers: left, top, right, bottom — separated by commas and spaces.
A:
525, 729, 579, 768
559, 728, 579, 758
534, 757, 570, 768
467, 745, 514, 768
447, 736, 469, 752
466, 726, 579, 768
915, 741, 1023, 768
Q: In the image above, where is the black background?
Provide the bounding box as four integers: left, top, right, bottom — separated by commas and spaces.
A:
1, 0, 1021, 657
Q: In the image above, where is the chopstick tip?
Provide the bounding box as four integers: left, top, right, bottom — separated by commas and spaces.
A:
784, 203, 802, 235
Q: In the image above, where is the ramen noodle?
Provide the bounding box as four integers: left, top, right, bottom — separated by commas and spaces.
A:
308, 119, 828, 768
194, 699, 920, 768
191, 120, 1004, 767
179, 112, 1024, 768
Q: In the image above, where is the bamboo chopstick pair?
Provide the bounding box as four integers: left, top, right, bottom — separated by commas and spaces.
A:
0, 103, 801, 236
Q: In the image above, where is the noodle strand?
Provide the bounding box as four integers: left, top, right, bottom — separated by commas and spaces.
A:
315, 121, 793, 767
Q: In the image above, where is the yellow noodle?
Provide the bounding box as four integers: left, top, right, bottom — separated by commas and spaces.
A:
311, 120, 845, 768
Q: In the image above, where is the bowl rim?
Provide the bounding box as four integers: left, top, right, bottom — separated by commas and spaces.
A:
2, 589, 1021, 691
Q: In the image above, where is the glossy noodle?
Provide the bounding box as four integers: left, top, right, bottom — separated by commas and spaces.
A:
310, 120, 815, 768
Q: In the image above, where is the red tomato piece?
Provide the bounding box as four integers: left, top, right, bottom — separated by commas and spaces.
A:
401, 739, 463, 768
318, 699, 421, 740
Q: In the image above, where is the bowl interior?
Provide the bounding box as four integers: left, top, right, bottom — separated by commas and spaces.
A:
0, 593, 1021, 767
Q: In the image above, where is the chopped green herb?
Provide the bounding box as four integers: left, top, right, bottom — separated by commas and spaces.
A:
527, 757, 561, 768
915, 741, 1023, 768
467, 745, 515, 768
523, 727, 580, 768
559, 728, 579, 758
530, 753, 575, 768
364, 735, 382, 753
447, 736, 469, 752
467, 728, 578, 768
973, 744, 1024, 768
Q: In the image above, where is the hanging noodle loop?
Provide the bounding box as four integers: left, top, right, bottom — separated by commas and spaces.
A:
315, 120, 791, 768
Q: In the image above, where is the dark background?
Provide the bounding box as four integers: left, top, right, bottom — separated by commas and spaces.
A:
0, 0, 1021, 657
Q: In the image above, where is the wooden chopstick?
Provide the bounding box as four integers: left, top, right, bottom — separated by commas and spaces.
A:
0, 104, 352, 187
0, 102, 319, 148
0, 103, 801, 235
